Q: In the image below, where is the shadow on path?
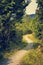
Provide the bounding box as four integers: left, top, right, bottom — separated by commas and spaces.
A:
0, 58, 11, 65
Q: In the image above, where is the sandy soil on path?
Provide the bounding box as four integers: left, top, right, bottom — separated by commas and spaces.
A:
1, 35, 33, 65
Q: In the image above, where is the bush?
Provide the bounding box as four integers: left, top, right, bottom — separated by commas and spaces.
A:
21, 49, 43, 65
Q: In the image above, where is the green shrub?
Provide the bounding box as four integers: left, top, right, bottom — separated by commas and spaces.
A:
21, 49, 43, 65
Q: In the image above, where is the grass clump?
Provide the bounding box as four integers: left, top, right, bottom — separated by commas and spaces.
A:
21, 48, 43, 65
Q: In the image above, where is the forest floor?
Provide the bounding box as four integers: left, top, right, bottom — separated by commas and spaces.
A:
0, 34, 34, 65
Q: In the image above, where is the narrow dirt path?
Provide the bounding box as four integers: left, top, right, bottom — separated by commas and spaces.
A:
1, 35, 33, 65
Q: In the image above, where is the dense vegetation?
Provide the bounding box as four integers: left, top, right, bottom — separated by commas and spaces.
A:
21, 0, 43, 65
0, 0, 30, 61
0, 0, 43, 64
36, 0, 43, 21
21, 47, 43, 65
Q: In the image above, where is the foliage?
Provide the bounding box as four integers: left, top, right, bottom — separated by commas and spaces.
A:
0, 0, 30, 61
29, 16, 43, 41
0, 0, 30, 51
15, 15, 30, 34
36, 0, 43, 21
36, 0, 43, 43
29, 17, 40, 35
0, 0, 30, 19
21, 49, 43, 65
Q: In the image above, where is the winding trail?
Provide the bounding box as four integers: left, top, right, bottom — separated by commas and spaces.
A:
1, 35, 33, 65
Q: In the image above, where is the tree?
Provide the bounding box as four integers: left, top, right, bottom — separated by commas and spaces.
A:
36, 0, 43, 21
0, 0, 30, 50
36, 0, 43, 41
0, 0, 30, 19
